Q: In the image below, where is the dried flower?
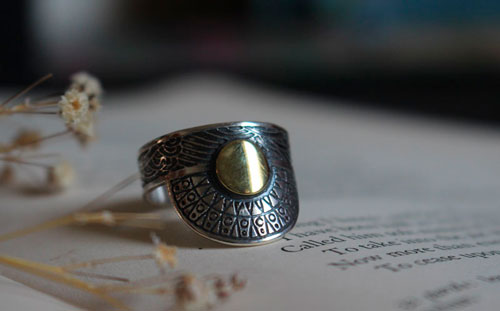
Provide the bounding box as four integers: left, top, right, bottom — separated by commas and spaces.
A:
47, 160, 74, 191
175, 274, 217, 311
73, 114, 96, 148
89, 97, 101, 112
70, 72, 103, 98
151, 233, 177, 269
0, 165, 14, 184
11, 129, 42, 150
58, 89, 90, 127
0, 143, 9, 153
230, 273, 247, 291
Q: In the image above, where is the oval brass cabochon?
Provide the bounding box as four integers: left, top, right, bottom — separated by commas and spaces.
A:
215, 139, 270, 195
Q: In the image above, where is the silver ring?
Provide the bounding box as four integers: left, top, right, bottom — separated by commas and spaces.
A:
137, 121, 299, 246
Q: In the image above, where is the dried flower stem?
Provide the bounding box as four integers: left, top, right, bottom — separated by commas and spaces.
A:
31, 100, 59, 108
0, 73, 53, 108
1, 130, 70, 154
79, 173, 140, 212
0, 157, 51, 168
98, 274, 178, 293
0, 254, 129, 310
9, 111, 59, 115
0, 212, 163, 243
18, 153, 60, 159
62, 254, 154, 271
70, 270, 130, 283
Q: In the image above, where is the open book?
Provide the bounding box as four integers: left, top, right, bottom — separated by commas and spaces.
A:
1, 75, 499, 310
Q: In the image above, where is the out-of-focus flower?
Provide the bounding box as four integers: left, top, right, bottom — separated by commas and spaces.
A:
11, 129, 42, 150
213, 274, 247, 299
70, 72, 102, 98
73, 114, 96, 147
0, 165, 14, 184
58, 89, 97, 147
230, 274, 247, 291
151, 233, 177, 269
175, 274, 217, 311
70, 72, 102, 112
47, 160, 74, 191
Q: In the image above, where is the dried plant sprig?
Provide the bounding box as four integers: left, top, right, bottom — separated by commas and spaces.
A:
1, 130, 71, 154
79, 173, 140, 212
46, 160, 75, 191
11, 129, 42, 150
0, 73, 53, 108
61, 234, 177, 273
0, 172, 141, 243
0, 211, 164, 243
0, 255, 129, 310
0, 72, 103, 192
174, 274, 218, 311
151, 232, 177, 271
69, 72, 103, 112
62, 254, 154, 271
0, 165, 14, 184
69, 270, 130, 283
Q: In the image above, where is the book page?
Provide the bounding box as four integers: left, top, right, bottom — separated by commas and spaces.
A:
1, 74, 499, 310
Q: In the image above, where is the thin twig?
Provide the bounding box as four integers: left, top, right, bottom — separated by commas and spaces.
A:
70, 271, 130, 283
1, 73, 53, 107
8, 111, 58, 115
17, 153, 61, 159
0, 212, 163, 243
0, 255, 129, 310
0, 157, 51, 168
62, 254, 153, 271
9, 130, 70, 151
79, 172, 140, 212
98, 274, 178, 293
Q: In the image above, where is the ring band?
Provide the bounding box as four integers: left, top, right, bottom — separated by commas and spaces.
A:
138, 121, 299, 246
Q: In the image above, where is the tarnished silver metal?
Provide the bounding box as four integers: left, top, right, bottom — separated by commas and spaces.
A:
138, 121, 299, 246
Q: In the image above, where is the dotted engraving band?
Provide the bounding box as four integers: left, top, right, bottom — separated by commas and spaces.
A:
138, 122, 299, 245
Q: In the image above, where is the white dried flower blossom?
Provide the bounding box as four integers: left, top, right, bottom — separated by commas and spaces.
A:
47, 161, 74, 191
151, 233, 177, 269
74, 113, 95, 137
70, 72, 103, 98
175, 274, 217, 311
58, 89, 90, 127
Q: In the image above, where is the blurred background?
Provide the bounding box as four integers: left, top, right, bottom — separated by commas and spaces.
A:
1, 0, 499, 123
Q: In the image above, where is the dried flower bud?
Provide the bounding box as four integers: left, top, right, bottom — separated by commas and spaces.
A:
73, 114, 96, 148
89, 97, 101, 112
0, 165, 15, 184
70, 72, 103, 98
230, 274, 247, 291
0, 143, 9, 153
151, 233, 177, 269
175, 274, 217, 311
47, 161, 74, 191
11, 129, 41, 150
214, 278, 231, 299
100, 211, 115, 226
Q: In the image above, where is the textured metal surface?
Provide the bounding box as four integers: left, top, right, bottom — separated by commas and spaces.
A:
138, 121, 299, 246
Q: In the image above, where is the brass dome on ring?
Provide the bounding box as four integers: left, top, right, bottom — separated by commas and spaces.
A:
215, 139, 269, 195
